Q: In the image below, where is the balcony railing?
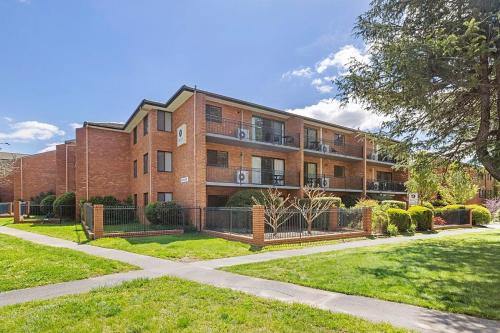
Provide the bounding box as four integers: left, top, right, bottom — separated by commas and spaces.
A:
304, 139, 364, 159
304, 175, 363, 191
206, 117, 300, 148
367, 180, 406, 192
366, 149, 397, 164
207, 166, 300, 187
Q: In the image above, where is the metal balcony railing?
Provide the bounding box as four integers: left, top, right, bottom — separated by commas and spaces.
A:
206, 117, 300, 148
304, 175, 363, 191
367, 180, 406, 192
304, 139, 364, 159
207, 166, 300, 187
366, 149, 397, 164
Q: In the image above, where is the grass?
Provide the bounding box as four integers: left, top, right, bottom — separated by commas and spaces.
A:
223, 230, 500, 320
1, 217, 369, 261
0, 233, 136, 292
0, 277, 407, 333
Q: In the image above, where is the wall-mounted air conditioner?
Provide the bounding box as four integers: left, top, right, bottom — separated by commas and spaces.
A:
177, 124, 187, 146
320, 177, 330, 188
236, 170, 249, 184
320, 143, 330, 153
237, 128, 250, 140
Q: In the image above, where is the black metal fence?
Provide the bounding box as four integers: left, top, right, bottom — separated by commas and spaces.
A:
26, 204, 75, 222
367, 180, 406, 192
0, 202, 11, 215
305, 140, 364, 159
204, 207, 253, 235
206, 166, 300, 187
435, 209, 470, 226
84, 203, 93, 231
264, 208, 364, 240
102, 206, 200, 234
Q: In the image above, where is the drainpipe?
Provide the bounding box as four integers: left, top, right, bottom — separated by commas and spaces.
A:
148, 109, 152, 200
193, 86, 197, 209
86, 125, 89, 200
65, 144, 68, 193
20, 157, 23, 200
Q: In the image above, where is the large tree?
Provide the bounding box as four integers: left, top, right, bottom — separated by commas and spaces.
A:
337, 0, 500, 180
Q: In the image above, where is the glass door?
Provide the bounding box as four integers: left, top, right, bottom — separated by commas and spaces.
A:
273, 159, 285, 185
304, 162, 317, 186
252, 156, 261, 184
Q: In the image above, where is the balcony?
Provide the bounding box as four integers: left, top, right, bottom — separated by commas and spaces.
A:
367, 180, 406, 194
305, 175, 363, 192
206, 117, 300, 151
207, 166, 300, 189
366, 149, 397, 165
304, 140, 364, 161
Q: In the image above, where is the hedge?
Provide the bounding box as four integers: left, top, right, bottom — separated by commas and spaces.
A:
386, 208, 412, 232
436, 204, 492, 225
381, 200, 406, 210
145, 201, 183, 226
226, 190, 266, 207
430, 199, 448, 207
421, 201, 434, 210
40, 194, 56, 215
53, 192, 75, 210
408, 206, 433, 231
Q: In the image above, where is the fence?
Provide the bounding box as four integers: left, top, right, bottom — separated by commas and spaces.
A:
0, 202, 12, 215
203, 206, 371, 246
26, 204, 76, 222
433, 208, 472, 229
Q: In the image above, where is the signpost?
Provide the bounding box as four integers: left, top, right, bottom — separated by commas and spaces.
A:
408, 193, 419, 206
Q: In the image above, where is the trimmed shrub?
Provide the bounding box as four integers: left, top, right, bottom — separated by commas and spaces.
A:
87, 196, 121, 206
407, 223, 417, 235
466, 204, 492, 225
40, 194, 56, 215
430, 199, 448, 207
145, 201, 183, 226
421, 201, 434, 210
386, 208, 412, 232
30, 191, 55, 204
355, 199, 388, 234
53, 192, 75, 210
381, 200, 407, 210
408, 206, 433, 231
387, 223, 399, 236
226, 189, 266, 207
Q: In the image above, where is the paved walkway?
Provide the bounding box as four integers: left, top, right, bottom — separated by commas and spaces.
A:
1, 226, 499, 333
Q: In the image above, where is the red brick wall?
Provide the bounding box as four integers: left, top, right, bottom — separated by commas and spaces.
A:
13, 151, 57, 201
56, 143, 76, 196
0, 173, 14, 202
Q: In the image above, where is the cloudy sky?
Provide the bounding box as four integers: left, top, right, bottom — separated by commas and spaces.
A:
0, 0, 375, 154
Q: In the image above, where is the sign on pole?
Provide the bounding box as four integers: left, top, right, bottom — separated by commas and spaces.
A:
408, 193, 419, 206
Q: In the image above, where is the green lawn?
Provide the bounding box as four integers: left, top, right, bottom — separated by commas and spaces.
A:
223, 230, 500, 320
0, 233, 136, 292
0, 277, 407, 333
1, 217, 369, 261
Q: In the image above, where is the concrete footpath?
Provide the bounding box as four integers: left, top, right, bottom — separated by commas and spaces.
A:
1, 225, 499, 333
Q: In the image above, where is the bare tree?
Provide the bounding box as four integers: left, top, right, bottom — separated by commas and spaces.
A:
252, 188, 293, 236
293, 186, 335, 235
0, 153, 18, 185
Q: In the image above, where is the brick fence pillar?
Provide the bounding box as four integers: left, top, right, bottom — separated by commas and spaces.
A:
362, 207, 372, 234
328, 208, 338, 231
252, 205, 265, 247
13, 201, 22, 223
467, 208, 473, 226
93, 204, 104, 239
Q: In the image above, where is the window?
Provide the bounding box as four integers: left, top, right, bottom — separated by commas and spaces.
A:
133, 194, 137, 206
252, 116, 284, 144
157, 192, 173, 202
207, 150, 228, 167
143, 153, 149, 174
334, 134, 345, 146
206, 104, 222, 122
143, 114, 149, 135
157, 111, 172, 132
133, 160, 137, 178
377, 171, 392, 182
143, 192, 149, 206
133, 127, 137, 144
305, 128, 318, 149
334, 165, 345, 178
157, 151, 172, 172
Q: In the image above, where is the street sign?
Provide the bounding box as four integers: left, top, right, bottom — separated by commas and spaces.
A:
408, 193, 419, 206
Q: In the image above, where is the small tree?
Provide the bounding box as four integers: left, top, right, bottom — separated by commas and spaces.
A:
293, 186, 335, 235
404, 152, 440, 204
252, 188, 293, 236
440, 163, 479, 204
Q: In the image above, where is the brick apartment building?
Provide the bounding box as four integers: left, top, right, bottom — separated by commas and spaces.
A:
3, 85, 496, 209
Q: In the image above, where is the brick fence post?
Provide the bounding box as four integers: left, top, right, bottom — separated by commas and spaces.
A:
93, 204, 104, 239
467, 208, 473, 226
13, 201, 22, 223
328, 208, 338, 231
362, 207, 372, 234
252, 205, 265, 247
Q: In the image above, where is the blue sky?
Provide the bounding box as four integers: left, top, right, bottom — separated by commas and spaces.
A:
0, 0, 377, 154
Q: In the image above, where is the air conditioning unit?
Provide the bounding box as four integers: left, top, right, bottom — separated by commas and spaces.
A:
320, 143, 330, 153
237, 128, 250, 140
235, 170, 249, 184
371, 152, 379, 160
176, 124, 187, 146
320, 177, 330, 188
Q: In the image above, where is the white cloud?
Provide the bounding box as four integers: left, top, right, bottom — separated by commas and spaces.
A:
282, 67, 313, 79
37, 142, 62, 153
3, 117, 13, 122
69, 122, 83, 129
0, 121, 65, 142
315, 44, 369, 74
287, 98, 387, 131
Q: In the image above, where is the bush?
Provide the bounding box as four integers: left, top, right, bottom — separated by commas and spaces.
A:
53, 192, 75, 209
466, 204, 492, 225
386, 208, 412, 232
408, 206, 433, 231
145, 201, 184, 226
430, 199, 448, 207
312, 196, 342, 208
30, 191, 55, 204
381, 200, 407, 210
340, 194, 359, 208
40, 194, 56, 215
421, 201, 434, 210
387, 224, 399, 236
407, 223, 417, 235
87, 196, 122, 206
355, 199, 389, 234
226, 190, 266, 207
